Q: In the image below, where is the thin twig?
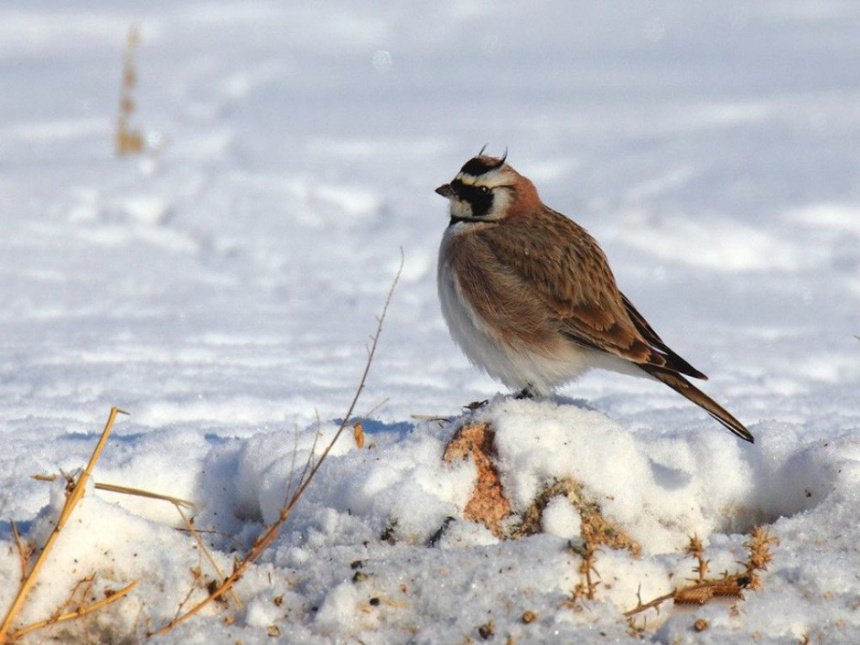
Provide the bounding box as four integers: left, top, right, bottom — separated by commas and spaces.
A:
10, 521, 29, 584
172, 568, 204, 623
361, 397, 390, 419
624, 526, 778, 624
56, 575, 96, 616
293, 410, 323, 504
284, 425, 301, 503
623, 589, 676, 619
152, 251, 404, 637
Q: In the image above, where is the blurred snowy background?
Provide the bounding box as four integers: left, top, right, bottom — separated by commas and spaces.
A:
1, 2, 859, 642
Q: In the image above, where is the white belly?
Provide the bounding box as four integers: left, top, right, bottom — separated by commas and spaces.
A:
437, 230, 578, 394
437, 225, 645, 395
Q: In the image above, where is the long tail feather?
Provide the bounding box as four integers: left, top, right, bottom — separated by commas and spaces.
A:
641, 365, 754, 443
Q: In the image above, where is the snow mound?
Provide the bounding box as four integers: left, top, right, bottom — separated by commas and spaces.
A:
2, 397, 857, 642
226, 398, 837, 555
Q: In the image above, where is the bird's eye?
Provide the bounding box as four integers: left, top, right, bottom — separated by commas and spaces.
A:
478, 186, 490, 195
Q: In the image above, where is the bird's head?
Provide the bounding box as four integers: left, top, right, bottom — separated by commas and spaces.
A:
435, 150, 538, 224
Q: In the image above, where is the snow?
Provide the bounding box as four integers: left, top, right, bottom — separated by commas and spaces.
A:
1, 1, 859, 642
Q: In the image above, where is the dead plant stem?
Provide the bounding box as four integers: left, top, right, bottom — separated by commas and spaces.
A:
152, 252, 404, 637
0, 408, 130, 642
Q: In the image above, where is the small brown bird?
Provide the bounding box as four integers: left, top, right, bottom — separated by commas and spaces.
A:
435, 152, 753, 443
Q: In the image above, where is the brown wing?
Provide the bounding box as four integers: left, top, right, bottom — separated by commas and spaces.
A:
481, 209, 705, 378
447, 228, 566, 353
620, 293, 706, 379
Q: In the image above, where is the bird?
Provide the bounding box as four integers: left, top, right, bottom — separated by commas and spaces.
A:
435, 151, 754, 443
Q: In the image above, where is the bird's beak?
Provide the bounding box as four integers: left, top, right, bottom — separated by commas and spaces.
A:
435, 183, 455, 199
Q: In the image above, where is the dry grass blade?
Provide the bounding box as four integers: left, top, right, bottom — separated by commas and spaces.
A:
174, 504, 242, 610
95, 482, 195, 509
152, 252, 404, 637
0, 407, 130, 642
353, 421, 366, 449
9, 581, 139, 641
409, 414, 451, 422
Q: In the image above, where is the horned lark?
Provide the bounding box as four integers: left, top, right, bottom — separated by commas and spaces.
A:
435, 152, 753, 443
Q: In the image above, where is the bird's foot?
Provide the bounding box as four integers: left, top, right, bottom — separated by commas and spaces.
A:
514, 385, 536, 400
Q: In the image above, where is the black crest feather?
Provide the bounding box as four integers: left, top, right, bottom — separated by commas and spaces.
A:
460, 150, 508, 177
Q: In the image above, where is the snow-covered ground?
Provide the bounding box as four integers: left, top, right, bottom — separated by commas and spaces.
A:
1, 2, 859, 642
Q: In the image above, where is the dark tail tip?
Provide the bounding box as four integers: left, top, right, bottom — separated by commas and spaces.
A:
642, 364, 755, 444
710, 412, 755, 443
